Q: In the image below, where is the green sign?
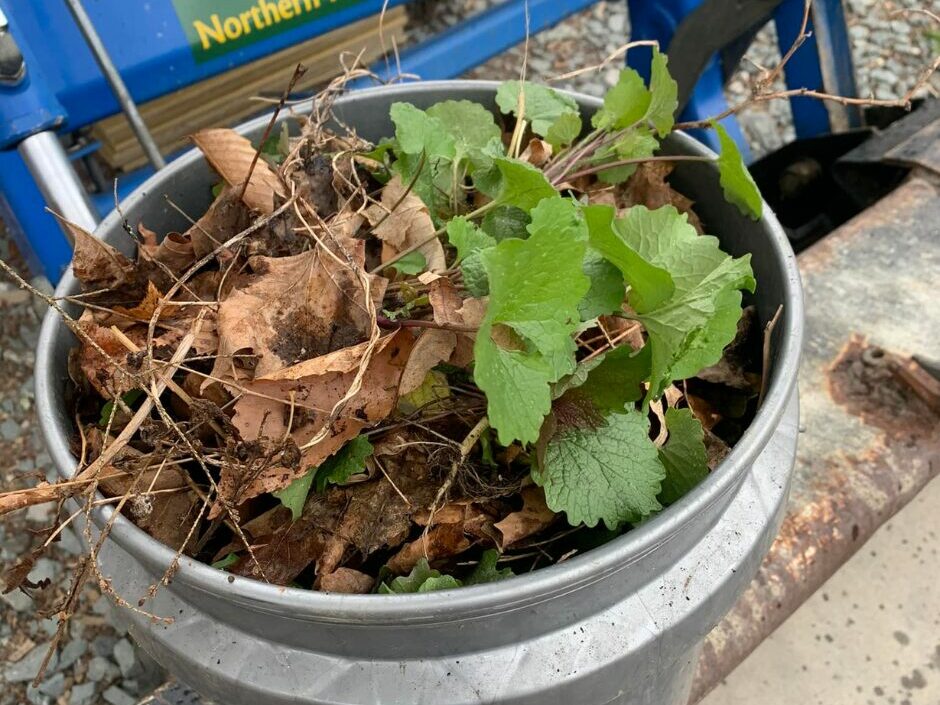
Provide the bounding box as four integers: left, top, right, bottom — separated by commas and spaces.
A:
172, 0, 367, 62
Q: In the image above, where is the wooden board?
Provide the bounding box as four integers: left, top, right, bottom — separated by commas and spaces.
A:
92, 8, 407, 171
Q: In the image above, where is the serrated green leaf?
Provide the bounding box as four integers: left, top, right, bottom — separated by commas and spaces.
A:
545, 111, 583, 149
391, 250, 427, 276
390, 102, 456, 160
273, 435, 374, 520
648, 48, 679, 135
534, 408, 665, 529
391, 151, 456, 226
657, 408, 709, 505
378, 559, 462, 594
461, 252, 490, 297
592, 68, 652, 131
575, 344, 651, 413
474, 197, 590, 445
493, 158, 557, 211
496, 80, 582, 141
481, 205, 530, 242
584, 204, 675, 312
714, 122, 763, 220
578, 248, 626, 320
589, 204, 754, 399
426, 100, 502, 168
464, 549, 514, 585
446, 216, 496, 263
596, 129, 659, 184
211, 553, 239, 571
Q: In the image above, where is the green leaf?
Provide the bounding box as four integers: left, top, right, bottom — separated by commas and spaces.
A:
391, 152, 456, 226
465, 550, 514, 585
495, 81, 582, 142
426, 100, 502, 169
714, 122, 763, 220
98, 389, 144, 427
389, 102, 456, 160
545, 111, 583, 149
534, 408, 665, 529
622, 206, 754, 398
446, 216, 496, 264
648, 48, 679, 135
398, 369, 450, 415
313, 435, 374, 493
211, 182, 224, 198
272, 436, 374, 521
272, 469, 315, 522
378, 559, 462, 594
592, 68, 652, 131
584, 204, 675, 312
493, 158, 557, 211
657, 408, 709, 505
574, 344, 651, 413
211, 553, 239, 571
391, 250, 427, 276
578, 248, 625, 320
460, 253, 490, 297
596, 129, 659, 184
474, 197, 590, 445
481, 205, 530, 242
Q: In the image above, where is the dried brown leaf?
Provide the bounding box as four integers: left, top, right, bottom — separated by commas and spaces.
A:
319, 568, 374, 594
617, 162, 704, 234
494, 486, 557, 548
211, 246, 386, 382
365, 174, 446, 273
520, 138, 553, 167
192, 129, 285, 214
225, 331, 413, 503
399, 329, 457, 396
184, 186, 252, 260
57, 215, 135, 291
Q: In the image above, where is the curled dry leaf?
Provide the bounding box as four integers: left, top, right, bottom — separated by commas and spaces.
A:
520, 138, 553, 167
76, 318, 142, 398
224, 331, 414, 505
386, 523, 472, 575
56, 215, 135, 291
211, 245, 387, 383
97, 465, 200, 552
494, 485, 557, 548
399, 329, 457, 396
319, 568, 374, 594
428, 278, 484, 368
616, 162, 704, 234
192, 128, 286, 214
184, 186, 252, 260
139, 229, 196, 275
365, 174, 447, 273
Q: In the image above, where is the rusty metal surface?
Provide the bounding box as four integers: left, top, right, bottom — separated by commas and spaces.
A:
689, 172, 940, 703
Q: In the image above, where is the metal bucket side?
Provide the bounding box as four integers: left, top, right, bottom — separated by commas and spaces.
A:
34, 82, 803, 658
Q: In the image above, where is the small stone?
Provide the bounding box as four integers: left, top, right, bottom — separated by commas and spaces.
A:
4, 644, 57, 683
1, 589, 33, 612
38, 617, 59, 637
57, 528, 84, 556
607, 12, 626, 34
92, 598, 114, 618
85, 656, 118, 682
102, 686, 136, 705
25, 686, 50, 705
0, 418, 19, 441
90, 634, 117, 656
25, 503, 53, 524
28, 558, 58, 584
56, 639, 87, 671
112, 639, 138, 678
38, 672, 67, 698
68, 682, 97, 705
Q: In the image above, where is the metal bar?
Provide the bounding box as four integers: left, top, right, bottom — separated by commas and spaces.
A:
62, 0, 166, 170
17, 130, 98, 235
689, 171, 940, 702
808, 0, 861, 132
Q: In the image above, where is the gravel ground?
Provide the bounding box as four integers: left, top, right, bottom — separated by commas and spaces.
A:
0, 3, 936, 704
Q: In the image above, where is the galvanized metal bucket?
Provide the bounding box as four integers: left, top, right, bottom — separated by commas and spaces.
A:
35, 82, 803, 705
